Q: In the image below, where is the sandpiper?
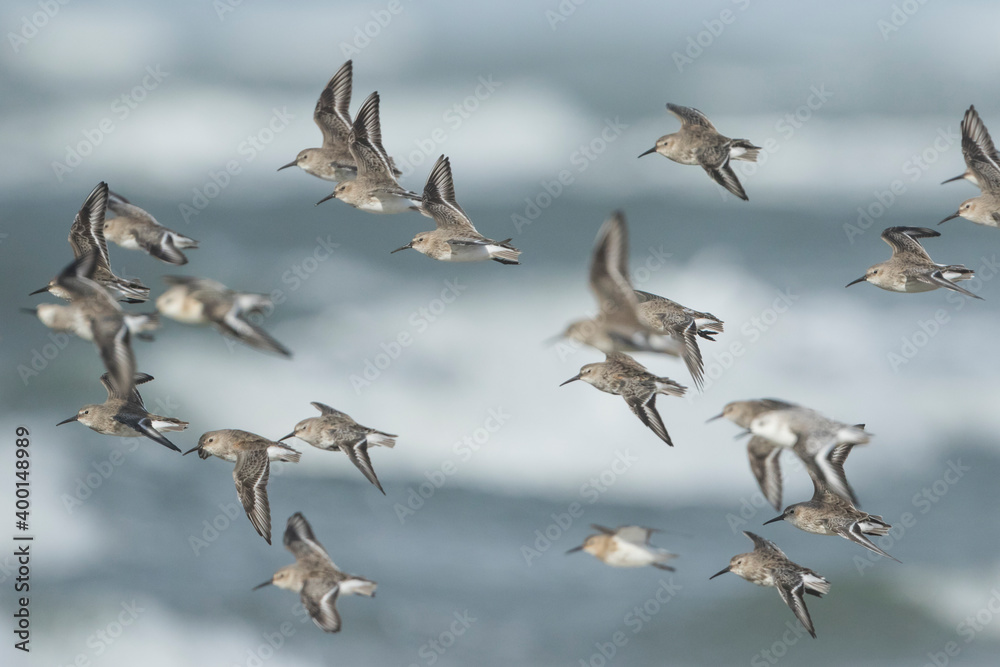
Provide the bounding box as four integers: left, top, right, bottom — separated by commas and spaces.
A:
566, 524, 677, 570
34, 253, 138, 396
30, 182, 149, 302
104, 190, 198, 265
561, 351, 686, 446
639, 103, 760, 201
56, 372, 186, 452
706, 398, 798, 510
280, 402, 396, 494
254, 512, 376, 633
846, 227, 981, 299
156, 276, 292, 357
315, 92, 420, 214
559, 211, 684, 357
634, 289, 723, 390
942, 105, 1000, 189
764, 476, 899, 562
24, 302, 158, 342
749, 406, 868, 505
391, 155, 520, 264
184, 429, 301, 544
710, 531, 829, 638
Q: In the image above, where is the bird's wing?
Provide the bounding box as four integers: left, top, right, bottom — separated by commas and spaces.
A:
314, 60, 353, 148
666, 103, 716, 130
234, 450, 271, 544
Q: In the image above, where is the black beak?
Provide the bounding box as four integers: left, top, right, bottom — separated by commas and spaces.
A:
705, 412, 724, 423
29, 286, 49, 296
252, 580, 272, 590
182, 445, 200, 456
940, 174, 965, 185
938, 212, 960, 225
638, 146, 657, 158
278, 432, 295, 442
845, 276, 867, 288
763, 515, 785, 525
559, 374, 581, 387
709, 566, 731, 580
315, 192, 336, 206
55, 415, 78, 426
565, 545, 584, 554
20, 308, 38, 315
277, 160, 297, 172
733, 429, 751, 440
390, 243, 412, 254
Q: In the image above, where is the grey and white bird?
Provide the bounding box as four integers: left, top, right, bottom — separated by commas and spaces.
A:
560, 351, 686, 446
184, 429, 301, 544
104, 190, 198, 265
938, 105, 1000, 228
31, 182, 149, 302
942, 105, 1000, 189
156, 276, 292, 357
639, 103, 760, 201
846, 227, 981, 299
56, 372, 186, 452
566, 524, 677, 570
315, 92, 420, 214
392, 155, 519, 264
254, 512, 376, 633
710, 531, 830, 639
280, 402, 396, 494
764, 476, 900, 563
634, 289, 723, 390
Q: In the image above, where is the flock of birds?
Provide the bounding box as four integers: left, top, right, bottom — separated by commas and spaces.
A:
23, 57, 998, 637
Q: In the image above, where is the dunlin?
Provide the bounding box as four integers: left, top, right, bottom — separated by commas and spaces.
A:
56, 372, 186, 452
24, 302, 158, 342
846, 227, 981, 299
764, 477, 899, 562
749, 406, 868, 505
391, 155, 520, 264
254, 512, 376, 633
639, 103, 760, 201
315, 92, 420, 214
942, 105, 1000, 189
156, 276, 292, 357
566, 524, 677, 570
184, 429, 301, 544
280, 402, 396, 494
31, 182, 149, 303
634, 289, 723, 390
710, 531, 829, 638
560, 351, 686, 446
104, 190, 198, 265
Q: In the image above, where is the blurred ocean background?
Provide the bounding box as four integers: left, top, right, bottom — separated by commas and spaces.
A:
3, 1, 1000, 665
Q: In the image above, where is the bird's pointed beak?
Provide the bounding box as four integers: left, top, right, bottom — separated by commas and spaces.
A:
763, 514, 785, 525
278, 432, 295, 442
315, 192, 337, 206
565, 545, 584, 554
28, 286, 49, 296
940, 174, 965, 185
705, 412, 724, 423
20, 307, 38, 315
845, 276, 867, 288
252, 580, 273, 590
55, 415, 78, 426
709, 566, 731, 580
733, 429, 751, 440
182, 445, 200, 456
277, 160, 297, 172
938, 212, 960, 225
559, 374, 581, 387
638, 146, 657, 158
390, 243, 412, 254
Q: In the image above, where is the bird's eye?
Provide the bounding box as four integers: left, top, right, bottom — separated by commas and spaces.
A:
208, 437, 214, 442
789, 509, 796, 514
83, 410, 89, 415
